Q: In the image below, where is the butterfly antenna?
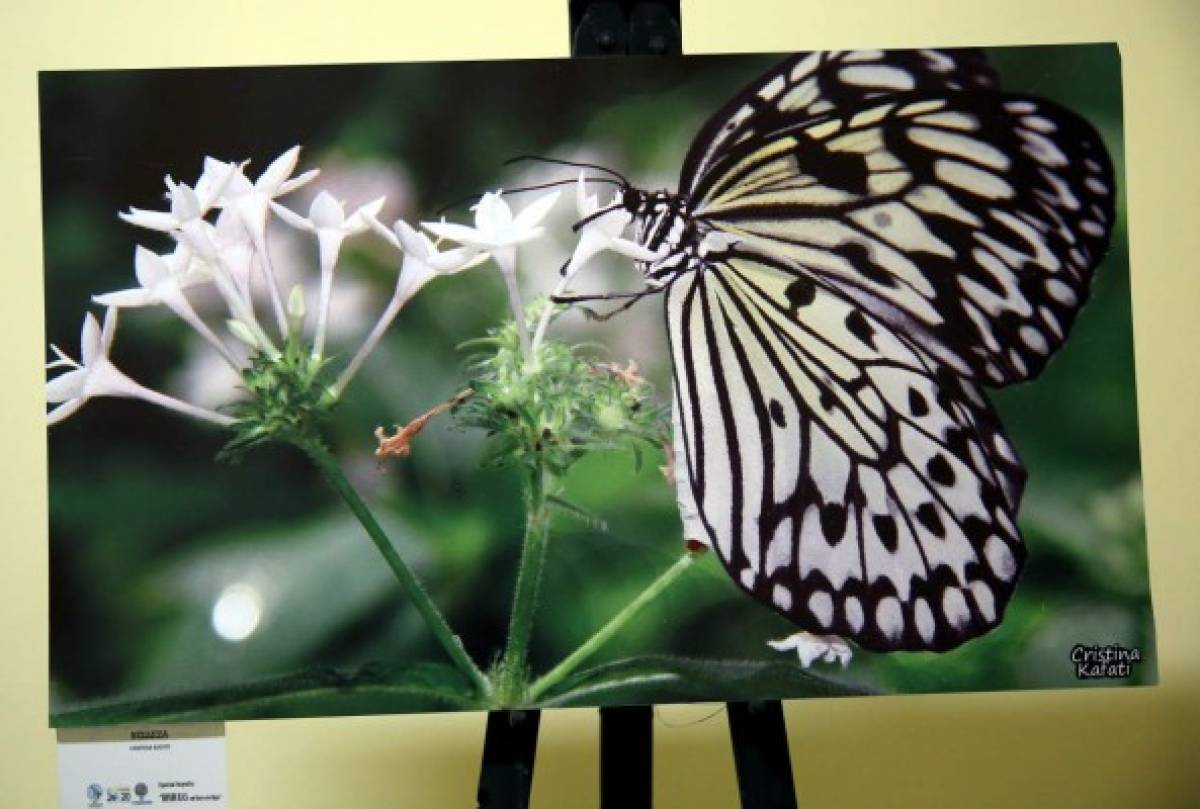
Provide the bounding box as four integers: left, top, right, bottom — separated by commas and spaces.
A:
572, 200, 627, 233
505, 155, 630, 187
433, 176, 619, 218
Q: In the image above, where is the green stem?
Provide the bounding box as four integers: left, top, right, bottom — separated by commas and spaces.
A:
527, 551, 699, 703
498, 463, 553, 704
298, 439, 491, 698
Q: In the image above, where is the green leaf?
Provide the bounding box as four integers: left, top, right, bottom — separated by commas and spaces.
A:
52, 663, 481, 727
534, 655, 873, 708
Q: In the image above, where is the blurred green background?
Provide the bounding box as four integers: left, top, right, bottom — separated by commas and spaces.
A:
41, 44, 1150, 723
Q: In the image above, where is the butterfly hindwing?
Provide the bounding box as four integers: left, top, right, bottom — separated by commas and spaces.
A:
666, 255, 1026, 651
691, 91, 1115, 385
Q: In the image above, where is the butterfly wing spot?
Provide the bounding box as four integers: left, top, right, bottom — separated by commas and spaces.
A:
808, 590, 835, 628
838, 64, 917, 91
908, 126, 1012, 171
926, 453, 955, 486
983, 536, 1018, 580
872, 514, 900, 551
1044, 277, 1078, 306
942, 588, 973, 630
970, 580, 997, 621
785, 276, 817, 308
793, 134, 870, 195
914, 597, 936, 643
845, 595, 866, 632
907, 387, 930, 416
819, 502, 849, 544
935, 159, 1015, 200
1019, 325, 1049, 353
876, 596, 905, 641
913, 110, 980, 131
773, 583, 794, 610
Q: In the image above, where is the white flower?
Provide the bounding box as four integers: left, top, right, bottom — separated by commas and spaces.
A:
423, 190, 559, 257
46, 308, 233, 427
271, 191, 385, 358
118, 160, 235, 232
565, 173, 660, 278
530, 176, 661, 353
217, 146, 319, 244
217, 146, 320, 335
768, 632, 853, 669
332, 217, 486, 397
423, 190, 560, 355
374, 217, 487, 300
176, 212, 276, 355
93, 244, 238, 368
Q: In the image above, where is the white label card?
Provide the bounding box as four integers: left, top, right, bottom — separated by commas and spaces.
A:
56, 723, 228, 809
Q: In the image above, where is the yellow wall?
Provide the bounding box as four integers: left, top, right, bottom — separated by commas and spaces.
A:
3, 1, 1197, 805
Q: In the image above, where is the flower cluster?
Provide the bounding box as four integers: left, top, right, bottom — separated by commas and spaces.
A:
45, 150, 659, 456
455, 301, 668, 478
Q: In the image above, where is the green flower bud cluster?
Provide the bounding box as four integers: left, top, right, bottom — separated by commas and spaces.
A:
457, 307, 668, 477
220, 338, 336, 459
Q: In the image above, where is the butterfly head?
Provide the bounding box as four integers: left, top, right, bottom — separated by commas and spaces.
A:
624, 187, 703, 278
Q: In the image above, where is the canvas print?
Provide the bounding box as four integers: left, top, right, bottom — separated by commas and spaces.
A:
43, 45, 1153, 725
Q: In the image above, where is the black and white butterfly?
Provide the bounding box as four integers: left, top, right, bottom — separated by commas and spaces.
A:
613, 49, 1115, 652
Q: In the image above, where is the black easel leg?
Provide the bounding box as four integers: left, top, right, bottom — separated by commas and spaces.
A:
600, 705, 652, 809
726, 701, 798, 809
478, 710, 542, 809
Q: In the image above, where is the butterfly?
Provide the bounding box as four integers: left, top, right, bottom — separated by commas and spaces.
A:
616, 49, 1116, 652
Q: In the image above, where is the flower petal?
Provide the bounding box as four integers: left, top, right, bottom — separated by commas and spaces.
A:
254, 145, 301, 193
134, 245, 170, 288
421, 220, 490, 247
392, 219, 428, 257
47, 397, 86, 426
93, 288, 159, 308
344, 196, 387, 234
46, 369, 87, 403
119, 208, 179, 232
79, 312, 102, 365
513, 190, 561, 231
269, 200, 316, 232
309, 191, 346, 229
366, 213, 402, 250
277, 168, 320, 196
99, 307, 119, 354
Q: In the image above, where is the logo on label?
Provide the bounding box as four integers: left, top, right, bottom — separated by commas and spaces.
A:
86, 784, 104, 807
1071, 643, 1143, 680
133, 782, 152, 805
106, 784, 132, 802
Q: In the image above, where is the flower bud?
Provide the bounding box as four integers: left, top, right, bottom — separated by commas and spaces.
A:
227, 319, 260, 349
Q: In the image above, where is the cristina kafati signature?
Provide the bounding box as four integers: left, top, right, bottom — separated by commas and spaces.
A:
1071, 643, 1142, 680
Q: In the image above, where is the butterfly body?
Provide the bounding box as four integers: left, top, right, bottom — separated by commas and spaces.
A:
624, 50, 1115, 653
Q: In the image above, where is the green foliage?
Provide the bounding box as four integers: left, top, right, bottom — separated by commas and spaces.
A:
220, 338, 337, 459
455, 303, 669, 478
535, 655, 873, 708
53, 663, 480, 726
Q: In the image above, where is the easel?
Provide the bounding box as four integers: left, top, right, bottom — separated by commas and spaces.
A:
474, 8, 799, 806
476, 701, 798, 808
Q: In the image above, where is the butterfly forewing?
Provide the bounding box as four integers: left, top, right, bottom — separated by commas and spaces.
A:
666, 256, 1026, 651
691, 91, 1115, 385
679, 49, 998, 196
